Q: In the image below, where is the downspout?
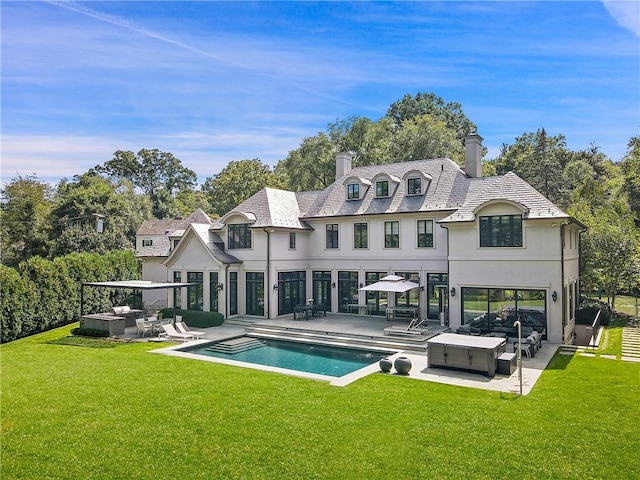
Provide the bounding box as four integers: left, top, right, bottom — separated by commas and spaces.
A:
263, 228, 271, 319
224, 264, 229, 319
439, 223, 451, 326
560, 222, 566, 343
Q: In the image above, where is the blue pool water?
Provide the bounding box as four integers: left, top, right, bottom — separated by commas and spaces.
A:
180, 337, 394, 377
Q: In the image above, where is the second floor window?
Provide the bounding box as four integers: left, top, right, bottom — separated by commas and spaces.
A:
354, 223, 368, 249
142, 239, 153, 247
228, 224, 252, 249
407, 178, 421, 195
376, 180, 389, 197
479, 215, 523, 247
289, 232, 296, 249
417, 220, 434, 247
384, 221, 399, 248
326, 224, 339, 249
347, 183, 360, 200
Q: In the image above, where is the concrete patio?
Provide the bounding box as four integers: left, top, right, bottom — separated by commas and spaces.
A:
123, 312, 559, 395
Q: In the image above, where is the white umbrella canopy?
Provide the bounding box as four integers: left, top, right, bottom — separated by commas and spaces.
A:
359, 275, 420, 293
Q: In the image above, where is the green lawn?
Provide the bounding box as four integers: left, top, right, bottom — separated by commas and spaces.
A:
2, 324, 639, 480
614, 295, 640, 317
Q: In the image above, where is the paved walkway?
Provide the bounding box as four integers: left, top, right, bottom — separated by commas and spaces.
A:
621, 325, 640, 361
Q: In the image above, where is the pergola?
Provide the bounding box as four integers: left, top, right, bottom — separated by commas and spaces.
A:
80, 280, 196, 316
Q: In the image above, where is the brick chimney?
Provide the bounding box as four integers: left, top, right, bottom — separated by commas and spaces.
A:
464, 132, 483, 178
335, 152, 352, 178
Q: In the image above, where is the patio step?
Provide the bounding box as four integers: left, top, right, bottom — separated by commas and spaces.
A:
244, 324, 430, 352
224, 318, 261, 328
205, 336, 265, 354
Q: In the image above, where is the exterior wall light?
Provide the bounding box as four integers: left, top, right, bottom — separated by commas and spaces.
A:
552, 291, 557, 302
217, 283, 224, 291
450, 287, 456, 297
332, 282, 336, 288
273, 284, 279, 290
359, 283, 364, 288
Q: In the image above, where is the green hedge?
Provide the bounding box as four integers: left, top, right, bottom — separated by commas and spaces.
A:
70, 327, 110, 338
159, 308, 224, 328
0, 250, 140, 343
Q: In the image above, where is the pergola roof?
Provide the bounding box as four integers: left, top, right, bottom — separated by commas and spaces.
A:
82, 280, 196, 290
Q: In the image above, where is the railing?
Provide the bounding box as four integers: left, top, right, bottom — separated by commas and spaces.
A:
574, 310, 601, 346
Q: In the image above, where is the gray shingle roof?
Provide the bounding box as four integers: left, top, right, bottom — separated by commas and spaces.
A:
136, 208, 212, 235
301, 158, 468, 218
229, 188, 314, 230
229, 158, 571, 225
439, 172, 568, 223
190, 224, 242, 265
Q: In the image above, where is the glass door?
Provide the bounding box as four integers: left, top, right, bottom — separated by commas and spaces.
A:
312, 271, 332, 310
246, 272, 264, 316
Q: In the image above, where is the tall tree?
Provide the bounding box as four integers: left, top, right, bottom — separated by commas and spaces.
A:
579, 208, 639, 310
203, 159, 284, 216
391, 115, 464, 164
494, 129, 571, 207
275, 134, 337, 192
620, 136, 640, 219
51, 172, 152, 256
174, 189, 213, 218
95, 149, 197, 218
386, 92, 477, 144
0, 175, 53, 266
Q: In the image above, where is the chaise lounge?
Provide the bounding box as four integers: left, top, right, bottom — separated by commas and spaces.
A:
160, 323, 198, 342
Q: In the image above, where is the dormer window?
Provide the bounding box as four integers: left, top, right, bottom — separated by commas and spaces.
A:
142, 239, 153, 247
376, 180, 389, 197
347, 183, 360, 200
403, 170, 431, 197
407, 177, 421, 195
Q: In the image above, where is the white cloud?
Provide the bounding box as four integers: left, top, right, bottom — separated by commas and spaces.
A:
0, 129, 308, 187
603, 1, 640, 37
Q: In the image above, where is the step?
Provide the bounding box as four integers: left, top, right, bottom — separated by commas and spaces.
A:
206, 336, 265, 354
244, 325, 429, 352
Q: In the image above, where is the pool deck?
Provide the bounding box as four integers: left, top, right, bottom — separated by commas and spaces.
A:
126, 313, 558, 395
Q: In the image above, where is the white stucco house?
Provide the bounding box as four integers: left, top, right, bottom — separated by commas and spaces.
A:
136, 134, 584, 344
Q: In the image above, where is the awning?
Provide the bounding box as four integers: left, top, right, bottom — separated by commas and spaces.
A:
80, 280, 197, 316
82, 280, 196, 290
359, 275, 420, 293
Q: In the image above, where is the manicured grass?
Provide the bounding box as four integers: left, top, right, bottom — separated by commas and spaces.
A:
614, 295, 639, 317
595, 325, 624, 357
2, 324, 639, 480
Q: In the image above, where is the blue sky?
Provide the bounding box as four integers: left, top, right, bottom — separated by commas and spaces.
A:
2, 1, 639, 187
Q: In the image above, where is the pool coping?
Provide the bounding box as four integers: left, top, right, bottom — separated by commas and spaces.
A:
150, 337, 395, 386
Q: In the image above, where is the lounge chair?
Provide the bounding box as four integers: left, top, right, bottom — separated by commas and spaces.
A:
160, 323, 196, 342
175, 321, 206, 339
384, 319, 429, 337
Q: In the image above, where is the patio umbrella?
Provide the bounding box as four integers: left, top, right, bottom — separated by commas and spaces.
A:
358, 274, 420, 293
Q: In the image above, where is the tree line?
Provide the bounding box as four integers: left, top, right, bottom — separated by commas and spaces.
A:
1, 92, 638, 308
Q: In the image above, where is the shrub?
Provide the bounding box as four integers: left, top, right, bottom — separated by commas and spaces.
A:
70, 327, 110, 338
158, 308, 224, 328
577, 301, 611, 326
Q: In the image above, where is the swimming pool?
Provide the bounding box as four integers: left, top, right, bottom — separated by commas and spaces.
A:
178, 336, 394, 377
